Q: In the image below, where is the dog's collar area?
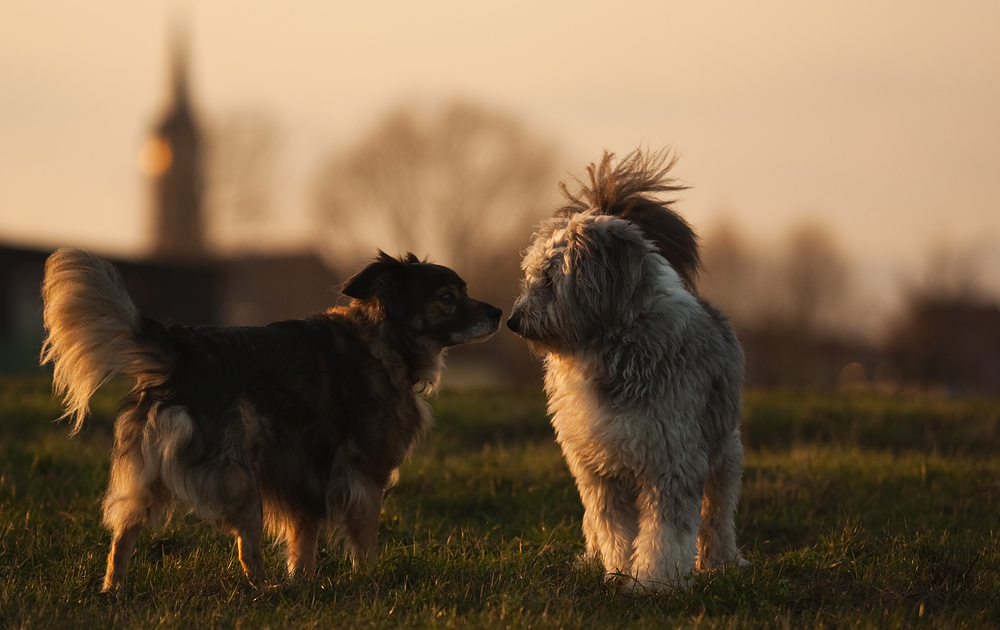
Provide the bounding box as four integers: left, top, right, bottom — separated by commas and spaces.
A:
412, 381, 428, 395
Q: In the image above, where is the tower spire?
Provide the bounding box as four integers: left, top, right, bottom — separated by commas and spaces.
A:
146, 25, 206, 262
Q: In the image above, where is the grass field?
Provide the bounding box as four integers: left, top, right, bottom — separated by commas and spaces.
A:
1, 376, 999, 629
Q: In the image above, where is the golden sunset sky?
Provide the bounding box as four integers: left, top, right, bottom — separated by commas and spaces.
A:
2, 1, 998, 300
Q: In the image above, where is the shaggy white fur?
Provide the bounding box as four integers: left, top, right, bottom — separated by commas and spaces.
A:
509, 152, 747, 591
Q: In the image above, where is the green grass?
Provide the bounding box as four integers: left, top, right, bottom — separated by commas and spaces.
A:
1, 377, 999, 628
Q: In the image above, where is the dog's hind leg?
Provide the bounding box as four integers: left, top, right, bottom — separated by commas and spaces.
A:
103, 522, 143, 592
215, 472, 265, 582
101, 418, 172, 591
285, 519, 320, 577
697, 429, 747, 571
155, 405, 267, 583
206, 475, 264, 581
101, 481, 170, 590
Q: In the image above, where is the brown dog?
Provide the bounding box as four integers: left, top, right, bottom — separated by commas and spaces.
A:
40, 248, 501, 591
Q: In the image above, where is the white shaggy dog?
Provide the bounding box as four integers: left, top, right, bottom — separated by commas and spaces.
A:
507, 149, 747, 591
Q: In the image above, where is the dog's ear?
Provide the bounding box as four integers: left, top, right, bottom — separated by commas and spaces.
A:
567, 219, 648, 321
342, 251, 406, 300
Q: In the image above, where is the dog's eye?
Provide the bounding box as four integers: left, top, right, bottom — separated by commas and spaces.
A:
540, 270, 556, 289
438, 291, 456, 305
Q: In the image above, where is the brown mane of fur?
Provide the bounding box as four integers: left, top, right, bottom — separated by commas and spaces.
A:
555, 148, 700, 293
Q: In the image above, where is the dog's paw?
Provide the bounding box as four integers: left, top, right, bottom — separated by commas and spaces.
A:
622, 566, 695, 595
617, 574, 686, 596
604, 570, 652, 597
696, 551, 751, 573
573, 553, 602, 571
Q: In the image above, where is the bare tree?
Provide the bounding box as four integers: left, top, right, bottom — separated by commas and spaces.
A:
781, 222, 850, 331
917, 242, 990, 302
883, 242, 1000, 396
312, 101, 560, 292
204, 110, 281, 251
702, 219, 852, 334
311, 101, 561, 385
700, 219, 763, 327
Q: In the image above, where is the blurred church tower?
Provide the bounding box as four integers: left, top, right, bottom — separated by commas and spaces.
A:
144, 33, 206, 262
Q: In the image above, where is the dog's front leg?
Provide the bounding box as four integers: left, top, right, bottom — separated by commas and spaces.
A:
570, 463, 639, 577
630, 474, 702, 591
286, 519, 320, 576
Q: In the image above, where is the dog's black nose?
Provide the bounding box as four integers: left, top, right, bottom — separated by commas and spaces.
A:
507, 312, 522, 334
488, 304, 503, 324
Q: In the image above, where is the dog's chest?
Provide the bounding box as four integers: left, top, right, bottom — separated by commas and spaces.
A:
544, 358, 652, 473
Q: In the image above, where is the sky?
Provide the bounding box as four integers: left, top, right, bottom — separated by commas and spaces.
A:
2, 1, 999, 305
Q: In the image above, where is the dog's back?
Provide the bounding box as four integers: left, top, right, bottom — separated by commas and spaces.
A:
40, 248, 425, 578
40, 246, 502, 590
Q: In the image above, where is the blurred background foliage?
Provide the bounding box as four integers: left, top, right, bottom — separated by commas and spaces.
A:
2, 91, 998, 397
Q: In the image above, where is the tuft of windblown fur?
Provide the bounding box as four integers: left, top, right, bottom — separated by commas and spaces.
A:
555, 148, 700, 293
508, 148, 747, 591
41, 247, 501, 591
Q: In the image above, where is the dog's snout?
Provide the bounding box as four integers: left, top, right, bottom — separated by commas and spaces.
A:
488, 304, 503, 324
507, 311, 522, 334
477, 302, 502, 333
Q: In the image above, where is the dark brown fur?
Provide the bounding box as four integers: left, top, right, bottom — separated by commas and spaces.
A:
40, 248, 501, 590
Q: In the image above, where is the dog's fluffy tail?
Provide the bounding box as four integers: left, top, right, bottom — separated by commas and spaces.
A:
40, 247, 167, 435
557, 148, 701, 292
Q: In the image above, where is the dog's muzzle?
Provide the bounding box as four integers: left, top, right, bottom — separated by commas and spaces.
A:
506, 311, 524, 335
